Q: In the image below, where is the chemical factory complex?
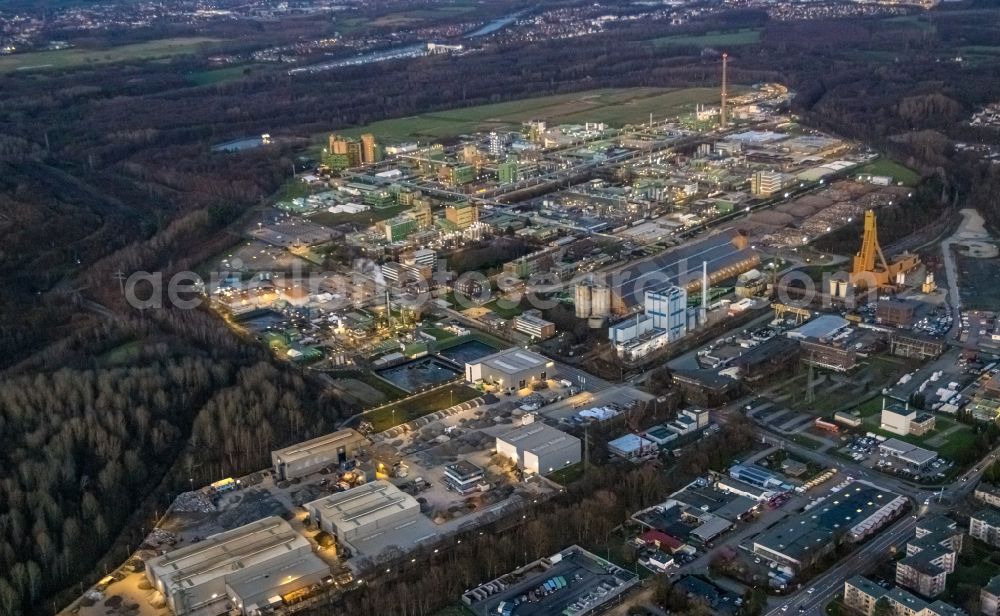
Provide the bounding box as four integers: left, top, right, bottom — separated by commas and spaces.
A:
66, 59, 1000, 616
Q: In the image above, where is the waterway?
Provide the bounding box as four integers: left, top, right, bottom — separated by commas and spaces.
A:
464, 9, 529, 38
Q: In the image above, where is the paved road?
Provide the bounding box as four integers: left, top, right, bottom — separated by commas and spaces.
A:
763, 512, 921, 616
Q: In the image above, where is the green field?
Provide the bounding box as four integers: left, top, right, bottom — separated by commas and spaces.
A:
0, 37, 223, 73
651, 28, 762, 48
882, 14, 936, 32
856, 158, 922, 187
338, 87, 742, 141
367, 383, 480, 432
188, 65, 259, 86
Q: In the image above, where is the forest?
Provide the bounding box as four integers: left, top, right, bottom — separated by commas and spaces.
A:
3, 1, 1000, 613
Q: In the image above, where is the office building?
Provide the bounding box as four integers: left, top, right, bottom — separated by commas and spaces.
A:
881, 402, 936, 437
445, 203, 479, 229
361, 133, 377, 164
496, 417, 581, 475
513, 310, 556, 339
970, 508, 1000, 548
464, 347, 552, 391
306, 481, 421, 546
146, 516, 328, 616
844, 576, 966, 616
751, 170, 783, 196
271, 429, 367, 480
443, 460, 485, 495
982, 575, 1000, 616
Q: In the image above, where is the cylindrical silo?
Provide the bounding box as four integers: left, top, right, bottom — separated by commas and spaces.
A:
591, 285, 611, 318
575, 283, 592, 319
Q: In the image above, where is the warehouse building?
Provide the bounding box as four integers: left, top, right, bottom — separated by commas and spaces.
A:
146, 516, 328, 616
271, 429, 367, 480
465, 347, 553, 392
879, 438, 938, 470
753, 484, 906, 571
496, 417, 581, 475
306, 480, 422, 547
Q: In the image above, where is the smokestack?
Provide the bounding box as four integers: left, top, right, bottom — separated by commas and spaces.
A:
700, 260, 709, 325
721, 53, 728, 129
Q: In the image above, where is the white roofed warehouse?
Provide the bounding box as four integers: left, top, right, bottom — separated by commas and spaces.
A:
271, 428, 368, 480
496, 417, 581, 475
305, 480, 421, 545
145, 516, 329, 616
465, 347, 553, 392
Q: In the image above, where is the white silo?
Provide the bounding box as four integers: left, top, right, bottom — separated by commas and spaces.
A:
575, 282, 592, 319
591, 284, 611, 318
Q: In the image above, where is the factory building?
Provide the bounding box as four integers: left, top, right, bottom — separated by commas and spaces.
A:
890, 332, 946, 361
146, 516, 328, 616
609, 286, 692, 361
306, 481, 421, 546
496, 416, 581, 475
877, 299, 918, 328
464, 348, 552, 392
271, 429, 367, 481
609, 229, 759, 314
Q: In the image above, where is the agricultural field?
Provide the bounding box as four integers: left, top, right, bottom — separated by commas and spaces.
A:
856, 158, 922, 186
651, 28, 762, 48
0, 37, 223, 72
338, 87, 743, 141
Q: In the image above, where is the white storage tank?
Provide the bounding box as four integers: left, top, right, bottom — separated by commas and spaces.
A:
591, 284, 611, 318
574, 283, 592, 319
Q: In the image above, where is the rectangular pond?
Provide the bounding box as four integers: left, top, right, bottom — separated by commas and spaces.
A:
437, 340, 499, 365
377, 357, 461, 393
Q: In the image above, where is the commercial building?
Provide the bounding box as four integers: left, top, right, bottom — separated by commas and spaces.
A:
445, 203, 479, 229
461, 546, 639, 616
146, 516, 328, 616
970, 508, 1000, 548
496, 418, 581, 475
608, 434, 658, 461
271, 429, 367, 480
464, 347, 552, 391
753, 484, 906, 571
514, 311, 557, 340
443, 460, 485, 495
879, 438, 938, 470
982, 575, 1000, 616
844, 576, 966, 616
306, 480, 421, 546
729, 464, 790, 492
881, 402, 936, 437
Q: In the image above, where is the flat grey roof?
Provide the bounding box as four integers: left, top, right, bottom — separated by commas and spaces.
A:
306, 480, 418, 531
272, 429, 366, 465
788, 314, 849, 340
498, 422, 579, 456
879, 438, 937, 465
470, 347, 550, 374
